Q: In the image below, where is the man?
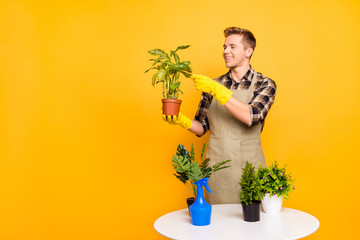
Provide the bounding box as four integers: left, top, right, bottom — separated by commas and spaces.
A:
163, 27, 276, 204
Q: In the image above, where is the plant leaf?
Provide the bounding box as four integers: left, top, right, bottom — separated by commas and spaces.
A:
148, 49, 170, 60
152, 73, 157, 86
201, 143, 206, 160
170, 82, 180, 92
173, 173, 188, 184
176, 144, 189, 159
189, 144, 195, 161
213, 166, 230, 172
173, 53, 180, 64
202, 168, 212, 178
157, 68, 166, 81
172, 63, 188, 71
172, 155, 190, 173
145, 67, 157, 73
188, 162, 203, 182
174, 45, 190, 52
200, 158, 210, 171
212, 160, 231, 172
181, 71, 192, 78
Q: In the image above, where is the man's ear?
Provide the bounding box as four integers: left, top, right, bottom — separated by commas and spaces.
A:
246, 47, 254, 58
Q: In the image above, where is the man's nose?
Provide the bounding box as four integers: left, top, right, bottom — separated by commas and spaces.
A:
224, 47, 230, 54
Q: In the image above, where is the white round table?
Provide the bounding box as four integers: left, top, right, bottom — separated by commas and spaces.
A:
154, 204, 319, 240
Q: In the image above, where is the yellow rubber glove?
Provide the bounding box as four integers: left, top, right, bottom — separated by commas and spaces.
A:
162, 112, 192, 129
190, 74, 233, 105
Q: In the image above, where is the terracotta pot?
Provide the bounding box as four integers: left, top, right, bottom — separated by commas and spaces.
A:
162, 99, 182, 116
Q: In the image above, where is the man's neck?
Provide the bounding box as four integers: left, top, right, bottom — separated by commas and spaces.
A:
230, 64, 251, 82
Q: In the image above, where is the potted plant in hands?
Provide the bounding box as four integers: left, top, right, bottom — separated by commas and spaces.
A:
145, 45, 192, 116
172, 143, 231, 210
258, 161, 295, 214
238, 161, 261, 222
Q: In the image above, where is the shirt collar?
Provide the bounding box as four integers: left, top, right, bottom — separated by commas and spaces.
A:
227, 65, 254, 83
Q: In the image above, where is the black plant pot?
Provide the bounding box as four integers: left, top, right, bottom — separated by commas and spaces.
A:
242, 200, 261, 222
187, 197, 195, 216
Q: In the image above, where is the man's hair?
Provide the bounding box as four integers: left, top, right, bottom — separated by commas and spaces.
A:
224, 27, 256, 50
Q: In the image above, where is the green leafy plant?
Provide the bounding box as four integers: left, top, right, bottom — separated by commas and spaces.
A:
258, 161, 295, 199
145, 45, 192, 99
172, 143, 231, 197
238, 161, 261, 206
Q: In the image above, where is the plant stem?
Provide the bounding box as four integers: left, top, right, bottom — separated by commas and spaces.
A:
167, 76, 170, 98
192, 184, 197, 197
162, 81, 165, 98
185, 182, 194, 196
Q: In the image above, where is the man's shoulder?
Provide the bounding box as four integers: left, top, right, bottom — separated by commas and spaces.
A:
254, 71, 276, 89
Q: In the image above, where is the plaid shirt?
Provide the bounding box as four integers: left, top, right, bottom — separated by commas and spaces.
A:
194, 67, 276, 136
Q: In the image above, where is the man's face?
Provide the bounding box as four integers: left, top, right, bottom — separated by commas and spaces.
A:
223, 34, 253, 69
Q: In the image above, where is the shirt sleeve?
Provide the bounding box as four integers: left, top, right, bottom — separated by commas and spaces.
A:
194, 92, 213, 136
249, 78, 277, 126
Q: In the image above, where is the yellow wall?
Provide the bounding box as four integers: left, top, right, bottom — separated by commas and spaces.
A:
1, 0, 359, 239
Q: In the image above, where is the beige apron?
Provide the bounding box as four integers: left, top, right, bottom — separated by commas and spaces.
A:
206, 71, 266, 204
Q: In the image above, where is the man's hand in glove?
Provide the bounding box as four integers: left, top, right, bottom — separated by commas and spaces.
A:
162, 112, 192, 129
190, 74, 233, 105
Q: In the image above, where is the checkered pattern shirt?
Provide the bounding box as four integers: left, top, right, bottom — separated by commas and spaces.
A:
194, 67, 276, 136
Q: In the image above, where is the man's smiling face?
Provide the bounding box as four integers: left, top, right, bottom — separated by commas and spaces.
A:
223, 34, 253, 69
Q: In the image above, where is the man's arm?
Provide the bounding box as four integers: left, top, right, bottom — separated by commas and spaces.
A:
224, 97, 252, 126
224, 78, 276, 127
188, 119, 204, 136
190, 74, 276, 128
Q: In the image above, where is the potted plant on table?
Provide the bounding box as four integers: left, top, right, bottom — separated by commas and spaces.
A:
172, 143, 231, 210
238, 161, 261, 222
258, 161, 295, 214
145, 45, 192, 116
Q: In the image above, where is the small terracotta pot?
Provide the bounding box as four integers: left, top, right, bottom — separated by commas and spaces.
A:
162, 99, 182, 116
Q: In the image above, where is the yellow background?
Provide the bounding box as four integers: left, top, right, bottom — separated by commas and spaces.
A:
1, 0, 359, 239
